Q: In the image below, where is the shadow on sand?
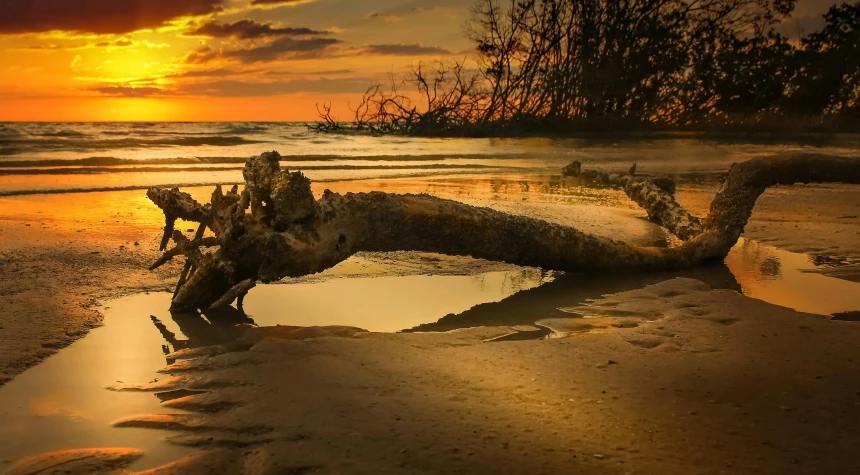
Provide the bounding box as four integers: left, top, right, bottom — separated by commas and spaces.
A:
403, 263, 741, 333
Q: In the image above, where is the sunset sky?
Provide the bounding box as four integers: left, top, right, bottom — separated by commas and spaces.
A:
0, 0, 838, 122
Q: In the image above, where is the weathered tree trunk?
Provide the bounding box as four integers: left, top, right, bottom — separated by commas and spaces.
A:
561, 161, 703, 240
148, 151, 860, 311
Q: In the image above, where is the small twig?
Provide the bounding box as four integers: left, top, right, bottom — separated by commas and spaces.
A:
150, 236, 221, 271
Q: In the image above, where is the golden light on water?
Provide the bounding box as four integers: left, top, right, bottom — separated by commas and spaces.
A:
726, 238, 859, 316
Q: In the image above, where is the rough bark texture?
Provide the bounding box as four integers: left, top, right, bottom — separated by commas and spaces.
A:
147, 151, 860, 311
562, 161, 702, 240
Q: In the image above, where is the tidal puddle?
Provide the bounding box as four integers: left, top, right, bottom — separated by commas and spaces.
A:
726, 238, 860, 316
0, 294, 195, 471
0, 269, 551, 469
1, 239, 859, 470
245, 271, 552, 332
152, 269, 553, 350
408, 238, 860, 332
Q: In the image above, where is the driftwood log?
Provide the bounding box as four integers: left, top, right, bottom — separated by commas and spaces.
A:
147, 151, 860, 311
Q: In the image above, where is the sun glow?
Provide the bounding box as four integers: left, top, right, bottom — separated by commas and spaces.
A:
0, 1, 473, 121
90, 98, 185, 122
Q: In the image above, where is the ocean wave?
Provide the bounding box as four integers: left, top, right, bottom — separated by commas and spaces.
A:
0, 166, 245, 175
0, 167, 520, 196
0, 147, 28, 156
0, 153, 531, 168
0, 125, 22, 138
0, 136, 267, 154
101, 130, 214, 137
0, 182, 240, 197
221, 124, 271, 134
34, 130, 90, 138
0, 163, 517, 176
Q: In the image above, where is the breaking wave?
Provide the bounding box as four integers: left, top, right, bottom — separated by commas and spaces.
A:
0, 164, 518, 176
0, 136, 267, 154
0, 153, 531, 168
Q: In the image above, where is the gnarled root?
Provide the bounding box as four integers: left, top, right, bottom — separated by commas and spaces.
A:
147, 151, 860, 311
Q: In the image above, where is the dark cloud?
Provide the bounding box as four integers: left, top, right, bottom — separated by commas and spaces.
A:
367, 6, 436, 21
177, 77, 373, 96
171, 67, 250, 79
94, 38, 134, 48
185, 45, 219, 64
29, 44, 80, 50
365, 43, 451, 56
186, 20, 326, 39
127, 67, 255, 85
89, 85, 166, 97
250, 0, 311, 6
28, 38, 135, 50
223, 36, 341, 63
0, 0, 224, 34
367, 12, 401, 21
264, 69, 353, 76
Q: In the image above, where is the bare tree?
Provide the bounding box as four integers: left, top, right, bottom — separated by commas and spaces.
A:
317, 1, 860, 134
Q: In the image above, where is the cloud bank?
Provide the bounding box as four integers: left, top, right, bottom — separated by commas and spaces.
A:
0, 0, 224, 34
186, 20, 327, 39
365, 44, 451, 56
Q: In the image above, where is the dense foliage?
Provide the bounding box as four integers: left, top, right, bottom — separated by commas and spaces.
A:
317, 1, 860, 135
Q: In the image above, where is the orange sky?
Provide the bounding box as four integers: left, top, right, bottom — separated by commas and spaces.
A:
0, 0, 836, 122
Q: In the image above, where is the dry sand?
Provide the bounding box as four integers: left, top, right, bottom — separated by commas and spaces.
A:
1, 174, 859, 474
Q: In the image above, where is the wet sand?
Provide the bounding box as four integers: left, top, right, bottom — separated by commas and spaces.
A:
1, 172, 859, 474
71, 278, 857, 475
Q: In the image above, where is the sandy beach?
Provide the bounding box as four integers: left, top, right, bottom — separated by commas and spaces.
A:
97, 277, 859, 475
3, 0, 860, 470
1, 169, 859, 474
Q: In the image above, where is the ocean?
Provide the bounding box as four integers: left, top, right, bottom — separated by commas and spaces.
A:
2, 122, 859, 196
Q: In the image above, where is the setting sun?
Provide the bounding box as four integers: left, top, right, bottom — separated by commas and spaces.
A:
0, 0, 471, 121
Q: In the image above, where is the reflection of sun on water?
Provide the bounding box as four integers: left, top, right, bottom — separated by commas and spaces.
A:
87, 98, 185, 122
30, 393, 93, 421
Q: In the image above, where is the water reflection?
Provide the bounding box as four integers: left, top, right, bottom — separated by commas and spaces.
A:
250, 271, 552, 333
148, 238, 860, 351
142, 262, 738, 351
0, 294, 195, 471
758, 257, 782, 279
152, 306, 256, 358
403, 263, 741, 333
726, 238, 860, 316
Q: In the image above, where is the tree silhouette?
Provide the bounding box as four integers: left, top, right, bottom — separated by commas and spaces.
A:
316, 0, 860, 135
